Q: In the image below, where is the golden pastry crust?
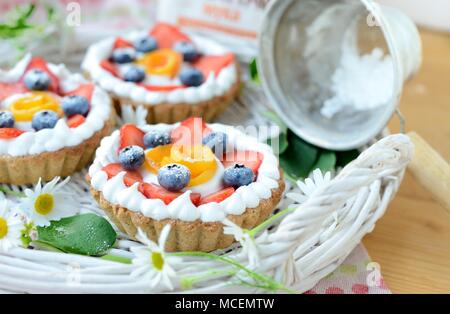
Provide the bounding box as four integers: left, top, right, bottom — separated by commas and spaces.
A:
90, 172, 285, 252
92, 65, 241, 124
0, 110, 115, 185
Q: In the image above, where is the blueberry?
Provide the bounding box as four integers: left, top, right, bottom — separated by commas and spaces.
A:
173, 41, 200, 62
118, 145, 145, 170
123, 66, 146, 83
61, 95, 89, 117
223, 164, 254, 188
32, 110, 59, 131
0, 111, 15, 128
179, 68, 204, 87
134, 36, 158, 53
157, 164, 191, 191
144, 130, 171, 149
111, 48, 136, 64
202, 132, 228, 157
23, 69, 51, 91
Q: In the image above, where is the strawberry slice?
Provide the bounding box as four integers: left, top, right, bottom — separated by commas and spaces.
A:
102, 163, 143, 187
0, 128, 25, 139
194, 53, 235, 78
139, 84, 186, 92
223, 151, 264, 175
0, 82, 27, 101
113, 37, 134, 49
150, 22, 192, 49
64, 84, 94, 101
67, 114, 86, 128
139, 182, 201, 206
170, 117, 212, 146
199, 187, 235, 205
21, 57, 60, 93
100, 59, 120, 77
119, 124, 145, 151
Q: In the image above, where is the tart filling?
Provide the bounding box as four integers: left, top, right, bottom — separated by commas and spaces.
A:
88, 118, 281, 223
82, 23, 238, 105
0, 55, 112, 157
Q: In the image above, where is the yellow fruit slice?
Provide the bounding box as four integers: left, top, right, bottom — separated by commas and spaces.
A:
10, 92, 61, 122
188, 167, 217, 187
136, 49, 182, 78
170, 145, 217, 177
144, 144, 173, 173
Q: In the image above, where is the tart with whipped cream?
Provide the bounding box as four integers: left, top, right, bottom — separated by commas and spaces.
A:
88, 117, 284, 252
0, 55, 114, 185
82, 23, 240, 124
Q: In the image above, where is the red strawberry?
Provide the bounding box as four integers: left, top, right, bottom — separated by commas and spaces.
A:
0, 128, 25, 139
119, 124, 145, 150
199, 187, 235, 205
113, 37, 134, 49
170, 117, 212, 146
223, 151, 264, 175
139, 182, 201, 206
150, 22, 192, 49
67, 114, 86, 128
0, 82, 27, 101
102, 163, 143, 187
64, 84, 94, 101
21, 57, 60, 93
194, 53, 235, 78
100, 59, 120, 77
139, 84, 186, 92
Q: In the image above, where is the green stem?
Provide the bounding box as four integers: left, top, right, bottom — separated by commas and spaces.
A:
0, 186, 25, 197
101, 254, 132, 264
248, 207, 296, 237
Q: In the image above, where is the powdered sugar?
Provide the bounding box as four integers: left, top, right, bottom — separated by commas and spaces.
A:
321, 48, 394, 118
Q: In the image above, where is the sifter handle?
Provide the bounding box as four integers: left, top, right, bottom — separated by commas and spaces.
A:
407, 132, 450, 211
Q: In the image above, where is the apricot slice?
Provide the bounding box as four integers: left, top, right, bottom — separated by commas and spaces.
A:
10, 92, 62, 122
136, 49, 182, 78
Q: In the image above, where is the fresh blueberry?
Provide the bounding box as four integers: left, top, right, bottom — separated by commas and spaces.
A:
32, 110, 59, 131
134, 36, 158, 53
202, 132, 228, 157
223, 164, 254, 188
0, 111, 15, 128
23, 69, 51, 91
111, 48, 136, 64
119, 145, 145, 170
157, 164, 191, 191
61, 95, 89, 117
173, 41, 200, 62
123, 66, 146, 83
144, 130, 171, 149
179, 68, 204, 87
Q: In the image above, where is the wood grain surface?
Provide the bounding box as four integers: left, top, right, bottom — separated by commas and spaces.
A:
363, 28, 450, 294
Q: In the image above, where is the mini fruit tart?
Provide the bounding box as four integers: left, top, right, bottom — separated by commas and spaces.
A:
0, 55, 114, 185
82, 23, 240, 124
88, 117, 284, 252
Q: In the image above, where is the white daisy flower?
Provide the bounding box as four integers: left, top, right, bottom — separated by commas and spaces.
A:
120, 105, 148, 126
287, 169, 332, 204
19, 177, 78, 227
130, 225, 181, 291
223, 219, 262, 268
0, 200, 24, 252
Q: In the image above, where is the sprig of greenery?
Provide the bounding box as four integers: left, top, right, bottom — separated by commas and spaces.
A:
0, 4, 36, 39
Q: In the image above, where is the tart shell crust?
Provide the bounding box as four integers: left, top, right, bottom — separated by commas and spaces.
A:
0, 110, 115, 185
90, 172, 285, 252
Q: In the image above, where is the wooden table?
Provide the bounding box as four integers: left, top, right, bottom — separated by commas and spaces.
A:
363, 29, 450, 293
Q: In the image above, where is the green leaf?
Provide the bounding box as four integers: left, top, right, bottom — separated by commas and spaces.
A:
313, 150, 337, 173
249, 58, 260, 83
336, 149, 360, 168
37, 214, 117, 256
267, 130, 288, 155
279, 131, 319, 179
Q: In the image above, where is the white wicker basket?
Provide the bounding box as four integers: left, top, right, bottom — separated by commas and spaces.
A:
0, 86, 414, 294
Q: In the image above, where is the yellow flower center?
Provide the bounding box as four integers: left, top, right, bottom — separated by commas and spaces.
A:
151, 251, 164, 271
0, 217, 8, 239
34, 193, 54, 215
